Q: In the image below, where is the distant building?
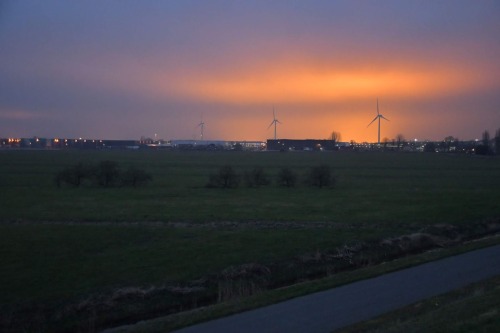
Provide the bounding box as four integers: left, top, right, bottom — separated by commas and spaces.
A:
266, 139, 340, 151
170, 140, 265, 151
0, 138, 266, 151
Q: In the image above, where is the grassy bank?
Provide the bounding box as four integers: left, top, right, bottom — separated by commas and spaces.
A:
104, 237, 500, 333
337, 274, 500, 333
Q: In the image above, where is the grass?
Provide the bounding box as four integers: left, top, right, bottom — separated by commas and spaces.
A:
104, 236, 500, 333
1, 223, 381, 305
0, 150, 499, 331
1, 150, 499, 223
3, 222, 412, 332
336, 274, 500, 333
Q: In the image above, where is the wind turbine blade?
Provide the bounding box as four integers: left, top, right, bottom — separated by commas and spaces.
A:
381, 115, 390, 121
276, 120, 282, 124
367, 116, 378, 127
267, 121, 275, 129
377, 98, 380, 115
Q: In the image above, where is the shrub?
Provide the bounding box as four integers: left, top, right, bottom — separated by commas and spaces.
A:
244, 167, 270, 187
95, 160, 121, 187
207, 165, 240, 188
55, 161, 151, 188
276, 167, 297, 187
307, 164, 334, 188
218, 263, 271, 301
121, 167, 152, 187
55, 162, 92, 187
55, 167, 75, 188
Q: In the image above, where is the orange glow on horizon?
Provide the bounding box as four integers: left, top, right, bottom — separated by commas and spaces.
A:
207, 111, 396, 143
151, 62, 490, 104
141, 59, 497, 142
36, 54, 497, 143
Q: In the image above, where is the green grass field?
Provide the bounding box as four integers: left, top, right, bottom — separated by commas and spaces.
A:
2, 150, 499, 223
0, 150, 499, 332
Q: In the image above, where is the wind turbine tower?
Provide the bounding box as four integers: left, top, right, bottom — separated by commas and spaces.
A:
367, 98, 389, 145
197, 115, 205, 140
267, 107, 282, 140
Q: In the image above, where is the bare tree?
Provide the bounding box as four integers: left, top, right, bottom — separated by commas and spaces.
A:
444, 135, 455, 142
306, 164, 335, 188
476, 130, 492, 155
276, 167, 297, 187
244, 166, 270, 187
55, 162, 93, 188
382, 137, 390, 149
329, 131, 342, 143
121, 167, 152, 187
495, 129, 500, 155
396, 134, 405, 150
207, 165, 240, 188
482, 130, 490, 147
96, 160, 121, 187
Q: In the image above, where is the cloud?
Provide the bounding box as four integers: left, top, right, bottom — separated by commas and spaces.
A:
0, 1, 499, 141
0, 109, 42, 120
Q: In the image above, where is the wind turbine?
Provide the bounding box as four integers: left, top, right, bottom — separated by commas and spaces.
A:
267, 107, 282, 140
367, 98, 389, 145
197, 115, 205, 140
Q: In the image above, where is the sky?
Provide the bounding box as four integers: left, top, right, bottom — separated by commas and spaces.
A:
1, 1, 499, 142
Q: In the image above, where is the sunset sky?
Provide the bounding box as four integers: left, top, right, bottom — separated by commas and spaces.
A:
1, 1, 499, 142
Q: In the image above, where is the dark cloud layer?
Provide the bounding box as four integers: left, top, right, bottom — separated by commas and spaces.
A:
1, 1, 499, 141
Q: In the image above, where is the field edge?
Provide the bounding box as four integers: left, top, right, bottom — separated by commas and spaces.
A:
103, 235, 500, 333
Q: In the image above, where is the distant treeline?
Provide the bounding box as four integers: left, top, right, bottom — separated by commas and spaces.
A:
207, 164, 335, 189
55, 161, 152, 188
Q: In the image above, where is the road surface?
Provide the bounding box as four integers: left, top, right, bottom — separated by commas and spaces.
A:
173, 245, 500, 333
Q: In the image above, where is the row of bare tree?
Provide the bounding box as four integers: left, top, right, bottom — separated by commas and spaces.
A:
207, 165, 335, 189
55, 161, 152, 188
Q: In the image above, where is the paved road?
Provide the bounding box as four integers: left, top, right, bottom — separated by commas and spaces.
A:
173, 245, 500, 333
